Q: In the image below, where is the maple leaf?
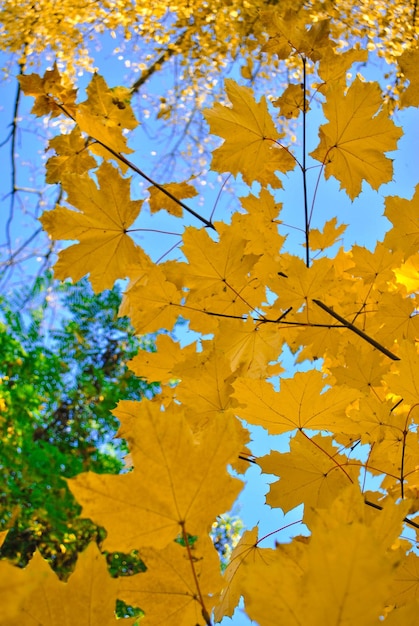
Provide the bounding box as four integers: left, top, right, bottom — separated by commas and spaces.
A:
120, 264, 182, 334
40, 162, 143, 292
259, 432, 360, 514
261, 10, 332, 61
178, 224, 265, 318
76, 74, 138, 156
311, 77, 403, 199
147, 181, 198, 217
69, 401, 244, 551
233, 188, 286, 259
329, 342, 390, 395
119, 536, 223, 626
128, 334, 185, 384
393, 256, 419, 294
233, 370, 359, 435
374, 292, 419, 344
399, 46, 419, 108
3, 544, 130, 626
273, 83, 308, 119
214, 318, 285, 378
214, 527, 277, 621
302, 486, 404, 626
46, 127, 97, 183
203, 79, 295, 187
309, 217, 347, 251
18, 64, 77, 118
389, 551, 419, 606
239, 539, 306, 626
317, 46, 368, 92
383, 340, 419, 407
0, 559, 35, 621
268, 255, 336, 314
383, 185, 419, 258
173, 344, 240, 428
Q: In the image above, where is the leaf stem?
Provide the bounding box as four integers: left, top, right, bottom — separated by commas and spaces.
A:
180, 523, 213, 626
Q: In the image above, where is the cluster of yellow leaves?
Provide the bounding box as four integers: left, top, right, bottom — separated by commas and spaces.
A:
5, 8, 419, 626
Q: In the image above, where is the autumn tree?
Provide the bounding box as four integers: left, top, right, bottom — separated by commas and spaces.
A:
2, 3, 419, 626
1, 0, 418, 281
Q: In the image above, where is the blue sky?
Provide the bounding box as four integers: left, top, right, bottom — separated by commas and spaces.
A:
1, 30, 419, 625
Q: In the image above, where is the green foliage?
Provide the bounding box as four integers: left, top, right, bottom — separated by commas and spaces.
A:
0, 273, 158, 576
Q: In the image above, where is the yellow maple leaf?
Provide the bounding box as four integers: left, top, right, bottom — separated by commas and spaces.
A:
383, 185, 419, 258
261, 10, 331, 61
3, 544, 129, 626
388, 551, 419, 607
383, 340, 419, 406
173, 345, 239, 428
273, 83, 308, 119
0, 557, 35, 621
399, 46, 419, 108
120, 264, 182, 334
302, 486, 403, 626
268, 255, 336, 317
310, 77, 403, 199
178, 224, 265, 318
233, 188, 285, 259
233, 369, 359, 435
203, 79, 295, 186
119, 536, 223, 626
329, 342, 389, 395
128, 334, 185, 384
384, 598, 419, 626
214, 318, 285, 378
309, 217, 347, 251
259, 432, 359, 514
317, 46, 368, 92
76, 74, 138, 156
69, 401, 243, 551
46, 127, 97, 183
348, 242, 403, 288
393, 256, 419, 294
214, 527, 275, 621
374, 292, 419, 344
239, 539, 305, 626
18, 63, 77, 118
147, 181, 197, 217
40, 162, 143, 292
